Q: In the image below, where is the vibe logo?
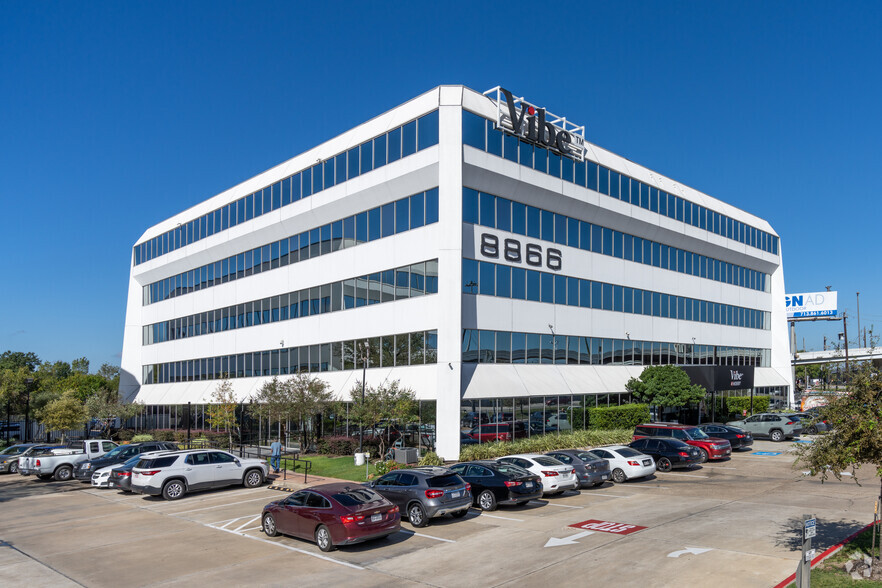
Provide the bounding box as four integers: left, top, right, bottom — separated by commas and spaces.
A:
500, 88, 578, 157
730, 369, 744, 387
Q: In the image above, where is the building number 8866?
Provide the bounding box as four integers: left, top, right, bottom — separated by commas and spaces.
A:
480, 233, 562, 271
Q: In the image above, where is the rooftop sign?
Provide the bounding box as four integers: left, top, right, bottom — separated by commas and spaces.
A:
786, 291, 838, 319
484, 87, 586, 161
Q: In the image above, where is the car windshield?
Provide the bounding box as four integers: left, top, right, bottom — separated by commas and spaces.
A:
687, 428, 709, 440
614, 448, 643, 458
0, 445, 27, 455
495, 464, 530, 477
102, 446, 127, 459
333, 488, 382, 506
577, 451, 602, 462
533, 457, 563, 467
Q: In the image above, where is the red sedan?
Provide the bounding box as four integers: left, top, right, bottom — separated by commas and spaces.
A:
262, 482, 400, 552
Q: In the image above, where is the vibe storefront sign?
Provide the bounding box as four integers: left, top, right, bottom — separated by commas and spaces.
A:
785, 291, 838, 319
485, 87, 586, 161
569, 519, 646, 535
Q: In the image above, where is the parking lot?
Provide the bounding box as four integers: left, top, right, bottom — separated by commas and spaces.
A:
1, 439, 878, 587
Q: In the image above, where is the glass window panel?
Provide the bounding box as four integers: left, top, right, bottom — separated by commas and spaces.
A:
402, 120, 417, 156
360, 141, 373, 174
541, 209, 554, 242
396, 198, 410, 233
374, 134, 387, 168
462, 259, 479, 294
479, 192, 495, 228
526, 270, 540, 301
526, 333, 540, 364
541, 272, 554, 303
496, 264, 511, 298
526, 206, 540, 238
512, 267, 526, 299
512, 201, 526, 235
417, 110, 439, 150
479, 261, 495, 296
496, 197, 511, 231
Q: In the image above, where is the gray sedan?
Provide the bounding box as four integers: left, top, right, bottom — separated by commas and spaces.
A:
545, 449, 611, 488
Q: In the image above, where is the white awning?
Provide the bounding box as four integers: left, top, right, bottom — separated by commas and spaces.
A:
754, 367, 791, 388
462, 365, 644, 399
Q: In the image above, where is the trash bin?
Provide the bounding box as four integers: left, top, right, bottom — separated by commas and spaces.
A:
393, 447, 419, 465
354, 452, 366, 466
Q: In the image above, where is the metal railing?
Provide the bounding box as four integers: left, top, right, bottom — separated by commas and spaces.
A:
281, 453, 311, 484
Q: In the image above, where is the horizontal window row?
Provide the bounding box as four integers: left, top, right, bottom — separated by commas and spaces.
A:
463, 258, 770, 330
143, 188, 438, 305
462, 329, 770, 367
463, 110, 779, 256
143, 260, 438, 345
135, 111, 440, 266
142, 330, 438, 385
464, 188, 768, 292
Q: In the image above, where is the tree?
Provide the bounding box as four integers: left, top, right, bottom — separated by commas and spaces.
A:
97, 363, 120, 391
85, 389, 143, 437
206, 380, 240, 450
38, 391, 88, 443
349, 379, 418, 458
71, 357, 90, 375
251, 376, 290, 443
626, 365, 707, 408
0, 351, 40, 372
285, 373, 334, 453
795, 365, 882, 568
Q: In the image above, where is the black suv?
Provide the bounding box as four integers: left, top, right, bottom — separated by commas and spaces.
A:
448, 461, 542, 510
367, 466, 471, 527
629, 437, 702, 472
74, 441, 179, 481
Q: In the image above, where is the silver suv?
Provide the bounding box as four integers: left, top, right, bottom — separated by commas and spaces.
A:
367, 466, 471, 527
727, 413, 802, 442
131, 449, 268, 500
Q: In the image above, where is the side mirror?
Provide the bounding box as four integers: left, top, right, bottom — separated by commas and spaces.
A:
234, 459, 240, 465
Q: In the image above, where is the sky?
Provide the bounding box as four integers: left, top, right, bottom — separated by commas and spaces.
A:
1, 1, 880, 370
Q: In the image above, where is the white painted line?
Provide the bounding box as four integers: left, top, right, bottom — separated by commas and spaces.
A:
701, 466, 738, 470
214, 526, 364, 570
208, 515, 253, 527
841, 472, 853, 477
529, 501, 583, 509
664, 473, 710, 479
582, 493, 629, 498
618, 484, 667, 489
474, 513, 523, 521
240, 526, 262, 532
169, 496, 272, 515
233, 515, 262, 532
398, 530, 456, 543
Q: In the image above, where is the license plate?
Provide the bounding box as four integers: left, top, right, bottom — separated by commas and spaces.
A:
601, 475, 608, 480
450, 491, 461, 498
643, 460, 651, 466
371, 513, 382, 522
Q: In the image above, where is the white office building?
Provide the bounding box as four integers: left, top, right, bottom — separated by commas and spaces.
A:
119, 85, 792, 459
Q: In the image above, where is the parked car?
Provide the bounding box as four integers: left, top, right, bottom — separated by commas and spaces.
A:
545, 413, 572, 431
588, 446, 656, 483
262, 483, 400, 552
782, 413, 828, 435
0, 443, 48, 474
18, 439, 118, 480
107, 454, 154, 492
468, 422, 528, 442
544, 449, 611, 488
633, 423, 731, 462
696, 423, 754, 450
727, 413, 802, 442
448, 460, 543, 510
461, 412, 489, 428
367, 466, 471, 527
528, 421, 558, 435
131, 449, 267, 500
75, 441, 179, 481
460, 432, 479, 446
628, 437, 702, 472
496, 454, 578, 495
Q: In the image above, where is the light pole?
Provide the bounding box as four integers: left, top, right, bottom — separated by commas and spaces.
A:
358, 342, 368, 454
23, 378, 33, 443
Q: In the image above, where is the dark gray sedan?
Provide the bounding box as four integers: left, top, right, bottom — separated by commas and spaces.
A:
545, 449, 611, 488
367, 466, 471, 527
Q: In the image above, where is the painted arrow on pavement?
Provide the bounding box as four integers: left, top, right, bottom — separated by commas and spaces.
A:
667, 547, 712, 558
544, 530, 594, 547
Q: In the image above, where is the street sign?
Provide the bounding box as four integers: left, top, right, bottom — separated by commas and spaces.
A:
804, 518, 817, 539
569, 519, 646, 535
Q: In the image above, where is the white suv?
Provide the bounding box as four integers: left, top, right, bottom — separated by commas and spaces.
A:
131, 449, 268, 500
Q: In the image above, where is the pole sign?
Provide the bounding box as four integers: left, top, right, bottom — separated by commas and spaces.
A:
786, 291, 838, 318
804, 518, 816, 539
485, 87, 587, 161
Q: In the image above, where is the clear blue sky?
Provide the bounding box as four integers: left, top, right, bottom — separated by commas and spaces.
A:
1, 1, 880, 369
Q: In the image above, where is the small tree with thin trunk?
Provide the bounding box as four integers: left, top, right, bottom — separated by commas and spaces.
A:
38, 391, 88, 443
348, 380, 418, 459
206, 380, 239, 451
285, 373, 334, 453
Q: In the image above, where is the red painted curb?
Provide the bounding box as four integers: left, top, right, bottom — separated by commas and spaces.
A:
772, 521, 877, 588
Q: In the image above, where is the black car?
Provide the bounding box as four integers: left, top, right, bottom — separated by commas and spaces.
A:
460, 432, 478, 446
448, 460, 543, 510
545, 450, 611, 488
74, 441, 179, 481
697, 423, 754, 450
106, 454, 146, 492
629, 437, 702, 472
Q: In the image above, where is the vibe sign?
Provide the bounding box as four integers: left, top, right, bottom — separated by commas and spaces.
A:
485, 87, 587, 161
569, 519, 646, 535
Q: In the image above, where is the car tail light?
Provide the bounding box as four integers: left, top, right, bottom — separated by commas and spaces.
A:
119, 472, 131, 477
627, 461, 641, 467
341, 514, 365, 524
735, 434, 744, 438
570, 469, 576, 475
541, 470, 559, 477
35, 460, 40, 467
389, 506, 399, 514
465, 483, 471, 492
786, 421, 796, 425
504, 480, 522, 487
140, 470, 161, 476
678, 452, 690, 457
425, 489, 444, 499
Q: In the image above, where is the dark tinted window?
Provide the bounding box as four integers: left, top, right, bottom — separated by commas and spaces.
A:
550, 453, 572, 464
377, 473, 399, 486
427, 474, 463, 488
137, 456, 178, 468
494, 464, 530, 477
209, 451, 236, 464
576, 451, 602, 462
306, 493, 330, 508
333, 488, 383, 506
185, 452, 210, 465
287, 491, 307, 506
533, 457, 563, 467
629, 439, 646, 450
398, 473, 418, 486
614, 448, 643, 458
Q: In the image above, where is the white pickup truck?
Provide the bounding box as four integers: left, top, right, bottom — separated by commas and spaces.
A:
19, 440, 117, 481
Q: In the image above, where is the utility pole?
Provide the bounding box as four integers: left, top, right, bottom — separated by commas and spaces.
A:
823, 335, 826, 351
843, 312, 850, 384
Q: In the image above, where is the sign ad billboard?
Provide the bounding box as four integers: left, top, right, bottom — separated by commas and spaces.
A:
785, 291, 838, 318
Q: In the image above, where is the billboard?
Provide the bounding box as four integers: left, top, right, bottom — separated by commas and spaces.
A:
785, 291, 838, 318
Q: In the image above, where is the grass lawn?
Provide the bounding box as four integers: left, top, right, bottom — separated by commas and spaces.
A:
786, 525, 882, 587
277, 455, 376, 482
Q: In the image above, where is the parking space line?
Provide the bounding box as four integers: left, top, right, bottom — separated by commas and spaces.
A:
240, 526, 262, 532
214, 526, 365, 570
582, 493, 629, 498
664, 473, 710, 479
168, 496, 273, 515
473, 513, 523, 521
701, 466, 737, 470
398, 530, 456, 543
530, 501, 583, 509
232, 515, 262, 532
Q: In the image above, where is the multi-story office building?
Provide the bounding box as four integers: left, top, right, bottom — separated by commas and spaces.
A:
120, 85, 792, 459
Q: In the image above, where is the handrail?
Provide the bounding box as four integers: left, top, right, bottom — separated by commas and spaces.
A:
281, 453, 311, 484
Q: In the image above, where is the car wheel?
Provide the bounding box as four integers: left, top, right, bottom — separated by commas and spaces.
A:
408, 503, 428, 528
478, 490, 497, 511
611, 468, 626, 484
807, 426, 817, 435
657, 457, 673, 473
770, 429, 785, 442
450, 508, 469, 518
54, 465, 73, 481
262, 513, 278, 537
698, 448, 709, 463
243, 469, 263, 488
9, 462, 18, 474
162, 480, 186, 500
315, 525, 335, 552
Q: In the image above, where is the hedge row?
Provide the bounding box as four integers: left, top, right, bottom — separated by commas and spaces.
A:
459, 429, 633, 461
588, 404, 651, 429
712, 396, 770, 421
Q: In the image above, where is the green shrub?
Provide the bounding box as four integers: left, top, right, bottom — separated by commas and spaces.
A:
458, 429, 633, 461
316, 436, 357, 456
373, 460, 406, 476
418, 451, 444, 466
132, 434, 154, 443
116, 429, 135, 441
713, 396, 770, 421
587, 404, 650, 430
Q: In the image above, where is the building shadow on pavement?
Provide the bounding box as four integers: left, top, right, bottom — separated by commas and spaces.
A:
774, 515, 868, 552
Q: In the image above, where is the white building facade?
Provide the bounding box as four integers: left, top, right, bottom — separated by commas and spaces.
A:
120, 85, 792, 460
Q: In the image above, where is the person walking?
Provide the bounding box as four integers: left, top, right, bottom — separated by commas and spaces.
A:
270, 438, 282, 473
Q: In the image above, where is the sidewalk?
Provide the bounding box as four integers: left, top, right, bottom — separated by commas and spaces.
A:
265, 470, 358, 492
